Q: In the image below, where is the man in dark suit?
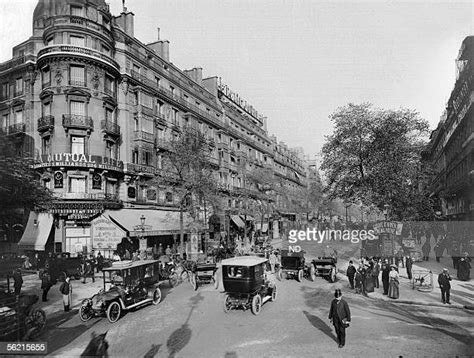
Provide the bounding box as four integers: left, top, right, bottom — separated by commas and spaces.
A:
328, 289, 351, 348
438, 268, 452, 304
346, 261, 356, 289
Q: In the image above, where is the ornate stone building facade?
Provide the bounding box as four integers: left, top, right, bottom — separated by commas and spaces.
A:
0, 0, 307, 256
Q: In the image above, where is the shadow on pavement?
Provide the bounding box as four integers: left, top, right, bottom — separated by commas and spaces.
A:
353, 298, 474, 352
224, 352, 238, 358
302, 310, 337, 343
143, 343, 162, 358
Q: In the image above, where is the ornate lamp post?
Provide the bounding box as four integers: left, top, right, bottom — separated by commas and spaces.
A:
134, 215, 150, 259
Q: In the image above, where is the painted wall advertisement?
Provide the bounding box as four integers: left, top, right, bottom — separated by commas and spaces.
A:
92, 215, 125, 250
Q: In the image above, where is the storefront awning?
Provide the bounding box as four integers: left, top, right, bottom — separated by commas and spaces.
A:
104, 209, 197, 237
18, 212, 54, 251
231, 215, 245, 228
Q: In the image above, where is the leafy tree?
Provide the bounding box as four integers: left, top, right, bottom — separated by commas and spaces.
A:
321, 103, 433, 220
152, 127, 218, 247
0, 133, 52, 231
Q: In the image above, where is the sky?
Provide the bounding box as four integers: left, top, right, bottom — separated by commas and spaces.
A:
0, 0, 472, 161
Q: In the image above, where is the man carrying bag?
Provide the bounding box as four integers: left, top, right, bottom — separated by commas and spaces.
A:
328, 289, 351, 348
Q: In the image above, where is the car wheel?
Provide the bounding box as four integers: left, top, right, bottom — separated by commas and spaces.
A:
329, 267, 337, 283
192, 274, 198, 291
310, 265, 316, 281
277, 269, 282, 281
31, 309, 46, 331
107, 301, 121, 323
271, 286, 277, 302
213, 272, 219, 290
251, 294, 262, 315
297, 269, 303, 282
169, 273, 178, 288
79, 304, 93, 322
152, 288, 162, 305
223, 294, 232, 313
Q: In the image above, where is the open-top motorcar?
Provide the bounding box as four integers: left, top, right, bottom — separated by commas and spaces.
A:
79, 260, 162, 323
277, 249, 315, 282
311, 254, 338, 283
222, 256, 276, 315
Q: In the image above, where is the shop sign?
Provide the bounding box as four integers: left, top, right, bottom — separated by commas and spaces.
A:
374, 221, 403, 235
33, 153, 124, 171
92, 215, 125, 250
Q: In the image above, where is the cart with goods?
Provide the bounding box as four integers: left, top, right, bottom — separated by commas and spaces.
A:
411, 269, 433, 292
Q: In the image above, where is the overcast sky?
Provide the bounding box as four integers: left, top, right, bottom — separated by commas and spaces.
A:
0, 0, 472, 159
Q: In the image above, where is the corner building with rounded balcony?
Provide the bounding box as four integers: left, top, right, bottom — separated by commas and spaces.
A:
0, 0, 308, 258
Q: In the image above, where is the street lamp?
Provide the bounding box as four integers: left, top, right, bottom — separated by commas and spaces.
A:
383, 204, 390, 221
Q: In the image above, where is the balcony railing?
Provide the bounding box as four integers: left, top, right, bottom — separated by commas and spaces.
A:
38, 45, 119, 70
68, 80, 86, 87
44, 15, 112, 39
7, 123, 26, 135
38, 115, 55, 131
0, 54, 35, 73
133, 130, 154, 143
100, 120, 120, 136
62, 114, 93, 130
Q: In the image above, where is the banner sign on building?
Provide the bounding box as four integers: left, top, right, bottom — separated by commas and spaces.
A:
374, 221, 403, 236
33, 153, 124, 171
92, 215, 125, 250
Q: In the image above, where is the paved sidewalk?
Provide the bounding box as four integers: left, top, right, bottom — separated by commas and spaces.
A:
337, 256, 474, 309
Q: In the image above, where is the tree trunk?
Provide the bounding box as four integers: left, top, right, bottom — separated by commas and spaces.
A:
180, 203, 184, 253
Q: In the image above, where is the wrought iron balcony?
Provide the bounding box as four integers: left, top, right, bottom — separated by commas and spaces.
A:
133, 130, 154, 143
100, 120, 120, 136
38, 115, 54, 132
7, 123, 26, 135
62, 114, 93, 130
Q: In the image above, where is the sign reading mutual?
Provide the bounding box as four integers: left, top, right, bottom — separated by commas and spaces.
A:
374, 221, 403, 236
92, 215, 126, 250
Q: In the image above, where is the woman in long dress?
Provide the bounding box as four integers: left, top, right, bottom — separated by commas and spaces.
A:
388, 266, 399, 299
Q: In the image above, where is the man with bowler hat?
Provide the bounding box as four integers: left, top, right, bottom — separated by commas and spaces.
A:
328, 289, 351, 348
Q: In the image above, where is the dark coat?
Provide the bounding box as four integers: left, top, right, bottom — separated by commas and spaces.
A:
406, 257, 413, 269
41, 272, 52, 290
13, 271, 23, 288
438, 272, 452, 289
381, 266, 390, 282
329, 298, 351, 325
346, 265, 356, 278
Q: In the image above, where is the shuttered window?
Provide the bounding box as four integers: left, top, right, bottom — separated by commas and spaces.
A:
70, 65, 85, 86
70, 100, 85, 116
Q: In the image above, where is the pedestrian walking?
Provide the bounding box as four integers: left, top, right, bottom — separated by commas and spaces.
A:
434, 243, 444, 262
96, 252, 104, 273
422, 240, 431, 261
346, 261, 356, 289
12, 268, 23, 299
438, 268, 452, 304
41, 270, 52, 302
269, 251, 278, 273
371, 259, 380, 289
354, 267, 363, 294
405, 255, 413, 280
328, 289, 351, 349
381, 260, 390, 295
82, 258, 94, 284
60, 276, 73, 311
388, 265, 399, 299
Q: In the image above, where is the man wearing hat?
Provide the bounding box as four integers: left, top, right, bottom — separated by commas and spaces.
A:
328, 289, 351, 348
438, 268, 452, 304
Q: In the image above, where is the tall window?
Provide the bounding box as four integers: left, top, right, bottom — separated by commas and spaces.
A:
1, 113, 8, 131
70, 100, 85, 116
15, 78, 23, 96
142, 117, 154, 133
70, 5, 84, 17
43, 102, 51, 117
142, 151, 152, 165
42, 136, 51, 155
105, 107, 114, 122
1, 83, 9, 99
14, 109, 23, 124
70, 65, 85, 86
141, 93, 153, 108
104, 75, 114, 95
71, 136, 85, 155
70, 35, 85, 47
42, 67, 50, 87
132, 149, 139, 164
172, 108, 178, 125
105, 141, 116, 159
156, 100, 164, 116
132, 64, 140, 77
155, 77, 160, 87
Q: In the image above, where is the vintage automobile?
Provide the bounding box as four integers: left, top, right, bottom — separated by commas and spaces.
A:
311, 254, 338, 283
190, 262, 219, 291
277, 249, 315, 282
222, 256, 276, 315
42, 253, 83, 283
79, 260, 162, 323
0, 288, 46, 341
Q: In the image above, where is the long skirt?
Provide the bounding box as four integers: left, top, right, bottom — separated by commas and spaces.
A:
365, 276, 374, 292
388, 279, 399, 299
457, 261, 471, 281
